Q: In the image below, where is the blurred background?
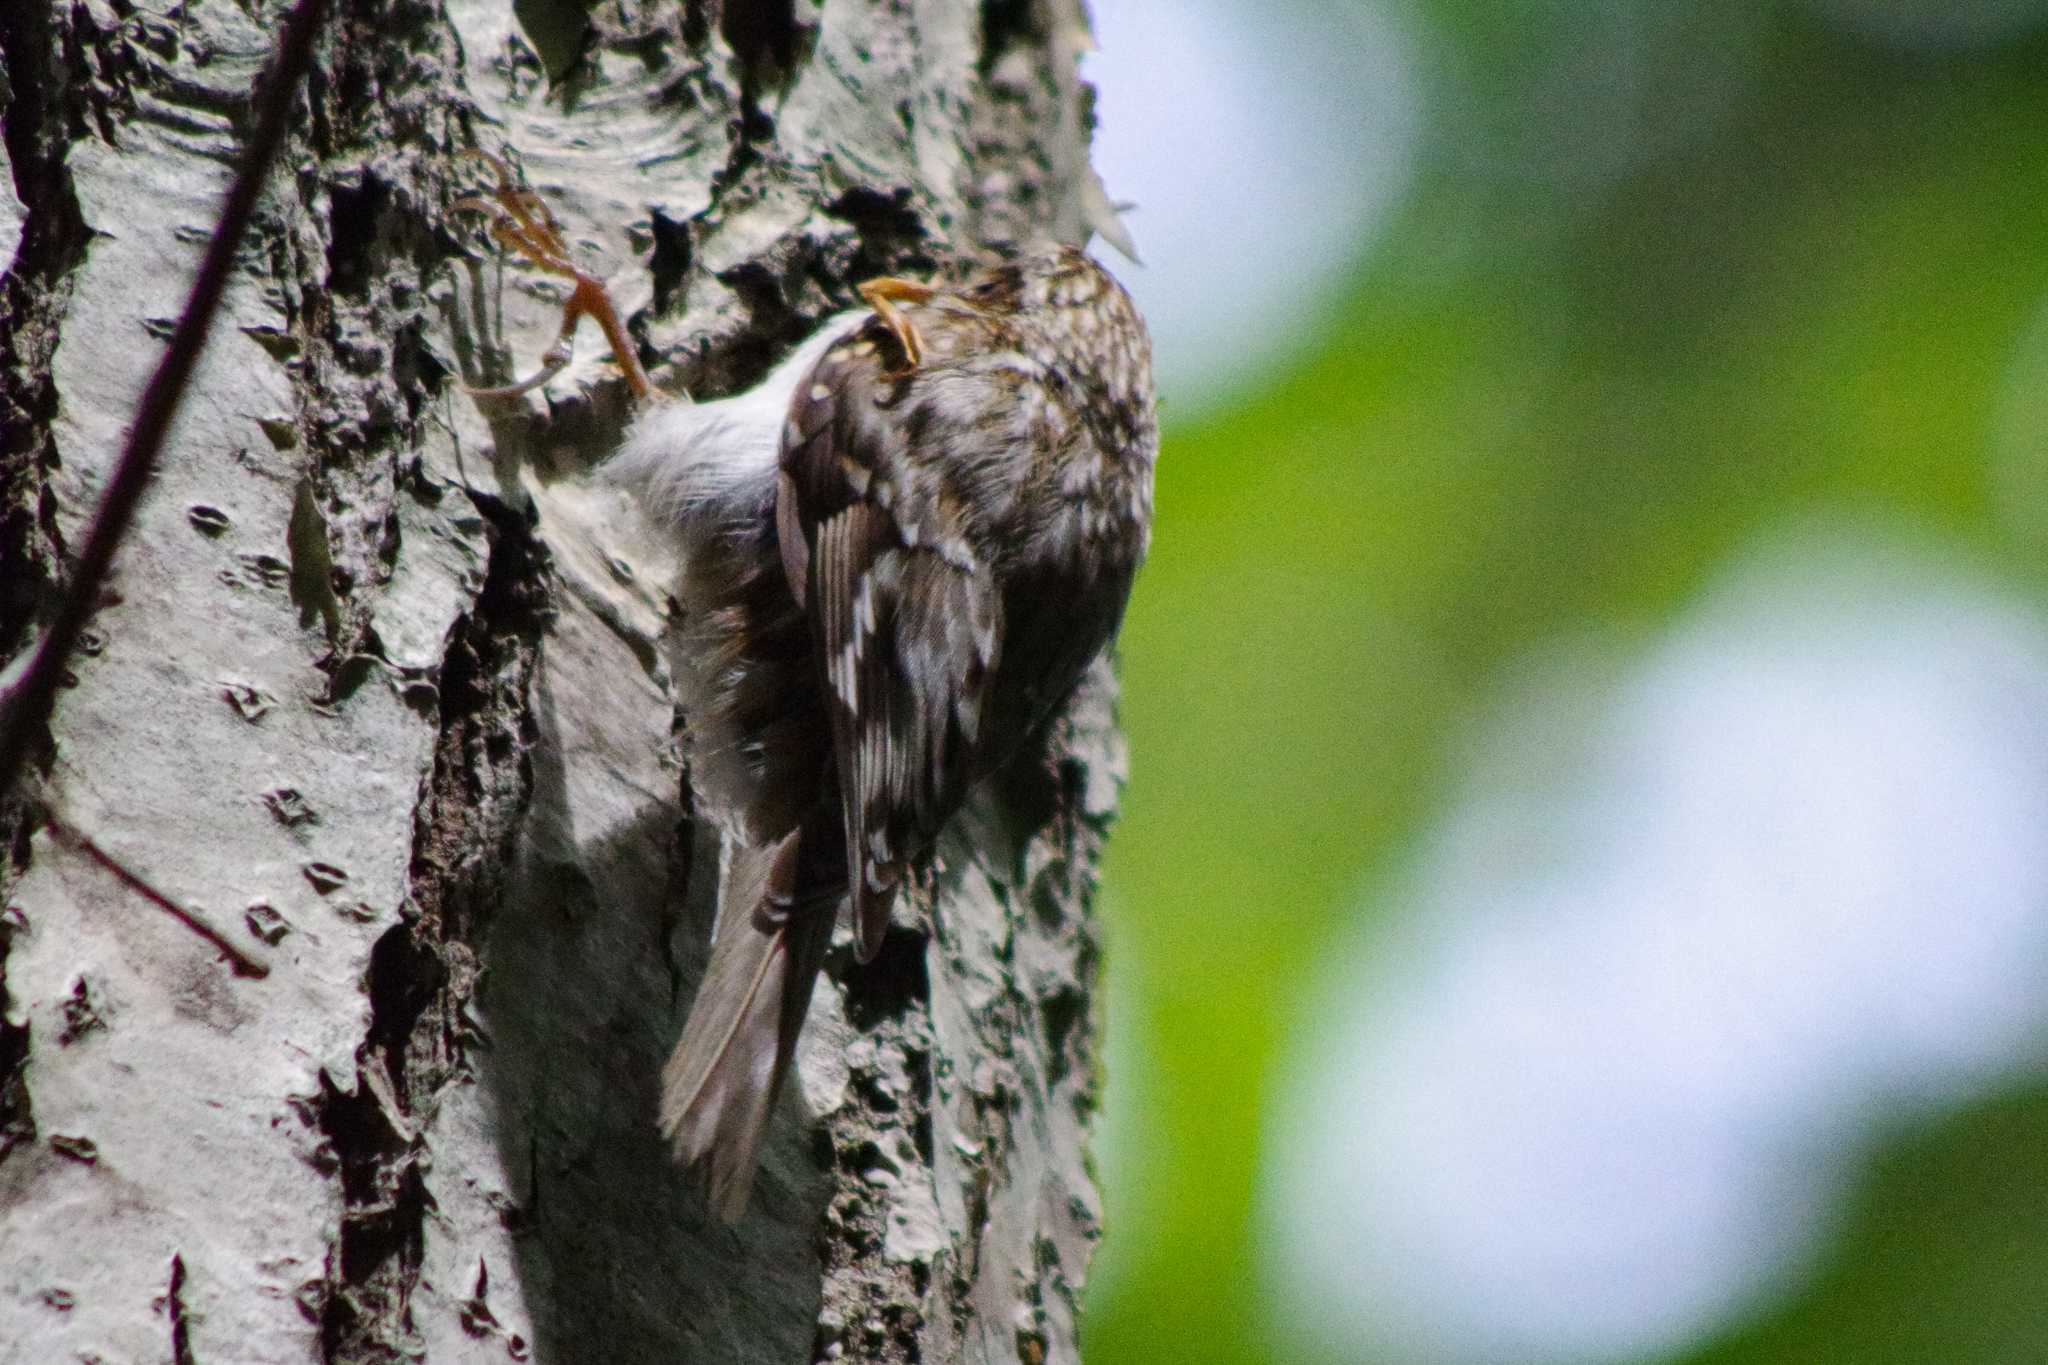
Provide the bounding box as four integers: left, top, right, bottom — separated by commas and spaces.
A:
1078, 2, 2048, 1363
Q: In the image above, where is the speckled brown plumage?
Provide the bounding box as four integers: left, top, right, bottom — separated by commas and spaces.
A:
611, 245, 1156, 1220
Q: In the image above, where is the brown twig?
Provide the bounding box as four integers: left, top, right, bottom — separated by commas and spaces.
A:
46, 819, 269, 978
0, 0, 328, 800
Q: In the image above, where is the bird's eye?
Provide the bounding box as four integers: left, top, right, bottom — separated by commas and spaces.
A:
971, 267, 1021, 303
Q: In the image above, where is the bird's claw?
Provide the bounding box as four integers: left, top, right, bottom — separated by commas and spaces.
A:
464, 342, 571, 399
454, 148, 654, 401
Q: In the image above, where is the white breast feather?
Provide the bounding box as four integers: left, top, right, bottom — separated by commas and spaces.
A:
605, 311, 868, 524
602, 312, 866, 844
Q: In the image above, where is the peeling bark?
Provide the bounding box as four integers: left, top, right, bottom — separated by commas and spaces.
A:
0, 1, 1115, 1361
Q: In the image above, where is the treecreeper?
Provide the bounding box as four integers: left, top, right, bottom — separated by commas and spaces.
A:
461, 154, 1158, 1222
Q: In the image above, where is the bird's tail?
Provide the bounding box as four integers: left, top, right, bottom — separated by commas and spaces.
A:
659, 827, 834, 1222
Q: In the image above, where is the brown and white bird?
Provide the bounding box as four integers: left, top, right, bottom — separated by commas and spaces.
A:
608, 248, 1157, 1220
460, 161, 1157, 1220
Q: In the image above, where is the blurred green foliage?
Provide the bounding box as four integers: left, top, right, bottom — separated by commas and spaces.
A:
1083, 4, 2048, 1362
1683, 1084, 2048, 1364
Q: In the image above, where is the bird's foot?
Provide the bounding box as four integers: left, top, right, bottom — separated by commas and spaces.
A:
454, 149, 654, 401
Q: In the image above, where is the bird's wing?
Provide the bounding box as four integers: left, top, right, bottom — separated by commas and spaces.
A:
778, 331, 1003, 960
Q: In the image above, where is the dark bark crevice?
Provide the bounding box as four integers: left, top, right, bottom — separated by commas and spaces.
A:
0, 0, 90, 711
321, 497, 551, 1363
978, 0, 1045, 74
0, 909, 33, 1172
720, 0, 811, 97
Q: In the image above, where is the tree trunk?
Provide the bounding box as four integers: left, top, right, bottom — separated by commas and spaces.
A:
0, 2, 1116, 1361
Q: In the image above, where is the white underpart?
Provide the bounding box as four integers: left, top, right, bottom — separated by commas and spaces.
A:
603, 312, 866, 846
606, 310, 869, 523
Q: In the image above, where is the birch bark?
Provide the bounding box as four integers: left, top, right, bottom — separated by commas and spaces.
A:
0, 2, 1117, 1360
